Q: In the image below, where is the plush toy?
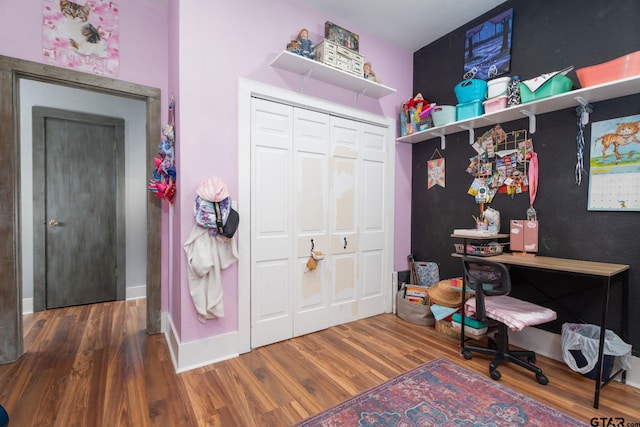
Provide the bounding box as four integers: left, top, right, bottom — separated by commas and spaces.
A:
286, 39, 302, 53
363, 62, 381, 83
296, 28, 316, 59
305, 250, 324, 272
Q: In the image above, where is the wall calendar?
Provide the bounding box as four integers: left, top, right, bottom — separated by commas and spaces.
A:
588, 114, 640, 211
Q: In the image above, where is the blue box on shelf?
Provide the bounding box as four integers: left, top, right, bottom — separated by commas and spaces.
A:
456, 100, 484, 121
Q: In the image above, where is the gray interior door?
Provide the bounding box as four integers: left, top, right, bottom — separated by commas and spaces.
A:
32, 107, 126, 310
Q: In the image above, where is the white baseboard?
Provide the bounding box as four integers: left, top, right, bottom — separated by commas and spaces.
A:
22, 298, 33, 314
126, 285, 147, 300
21, 286, 147, 315
511, 327, 639, 389
164, 313, 239, 373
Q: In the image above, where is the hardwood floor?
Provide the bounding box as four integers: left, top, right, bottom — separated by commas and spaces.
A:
1, 299, 639, 426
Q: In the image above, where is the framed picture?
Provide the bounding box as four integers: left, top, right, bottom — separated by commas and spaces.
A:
588, 114, 640, 211
324, 21, 359, 52
463, 8, 513, 80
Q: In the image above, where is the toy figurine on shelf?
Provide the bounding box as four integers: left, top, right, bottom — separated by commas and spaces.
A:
363, 62, 381, 83
286, 39, 302, 53
295, 28, 316, 59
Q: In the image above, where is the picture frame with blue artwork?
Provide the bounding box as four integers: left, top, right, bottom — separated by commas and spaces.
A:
463, 8, 513, 81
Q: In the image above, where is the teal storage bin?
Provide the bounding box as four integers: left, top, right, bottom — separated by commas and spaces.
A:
454, 79, 487, 104
456, 100, 484, 121
431, 105, 456, 127
519, 74, 573, 103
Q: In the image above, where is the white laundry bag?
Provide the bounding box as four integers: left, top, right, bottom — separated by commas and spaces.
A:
561, 323, 632, 378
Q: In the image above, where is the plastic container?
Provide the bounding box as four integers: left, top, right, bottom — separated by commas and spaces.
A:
519, 74, 573, 103
431, 105, 456, 126
483, 95, 508, 114
576, 50, 640, 87
486, 76, 511, 99
456, 100, 484, 121
454, 79, 487, 104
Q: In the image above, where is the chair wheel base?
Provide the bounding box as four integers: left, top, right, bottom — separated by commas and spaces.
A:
536, 373, 549, 385
490, 368, 501, 380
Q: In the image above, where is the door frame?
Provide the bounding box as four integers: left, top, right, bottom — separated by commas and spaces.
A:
237, 78, 396, 354
0, 55, 162, 364
32, 107, 126, 311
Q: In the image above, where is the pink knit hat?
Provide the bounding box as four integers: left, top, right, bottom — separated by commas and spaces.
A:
196, 176, 229, 202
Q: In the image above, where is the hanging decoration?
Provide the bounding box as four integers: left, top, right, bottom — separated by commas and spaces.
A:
148, 96, 177, 203
427, 149, 445, 189
466, 124, 535, 216
575, 103, 592, 185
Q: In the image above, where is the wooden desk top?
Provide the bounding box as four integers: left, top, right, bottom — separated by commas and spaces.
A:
474, 253, 629, 277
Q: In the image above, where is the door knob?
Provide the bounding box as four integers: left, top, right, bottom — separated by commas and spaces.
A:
48, 219, 59, 227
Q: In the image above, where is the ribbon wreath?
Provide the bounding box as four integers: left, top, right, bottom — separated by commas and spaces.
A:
148, 95, 177, 203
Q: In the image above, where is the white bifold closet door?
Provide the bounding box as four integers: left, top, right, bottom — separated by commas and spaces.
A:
250, 98, 387, 349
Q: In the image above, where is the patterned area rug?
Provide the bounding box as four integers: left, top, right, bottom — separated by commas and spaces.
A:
293, 358, 587, 426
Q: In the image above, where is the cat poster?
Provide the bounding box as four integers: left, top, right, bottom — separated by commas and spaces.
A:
42, 0, 119, 77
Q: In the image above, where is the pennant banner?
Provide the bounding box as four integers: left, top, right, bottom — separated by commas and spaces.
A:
428, 158, 445, 189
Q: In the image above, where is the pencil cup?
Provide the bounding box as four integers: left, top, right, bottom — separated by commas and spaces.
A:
476, 221, 488, 231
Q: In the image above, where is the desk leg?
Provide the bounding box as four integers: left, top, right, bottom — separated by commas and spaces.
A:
460, 241, 467, 355
593, 276, 611, 409
622, 271, 629, 385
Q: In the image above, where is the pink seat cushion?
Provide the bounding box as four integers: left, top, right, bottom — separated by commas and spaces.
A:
465, 295, 557, 331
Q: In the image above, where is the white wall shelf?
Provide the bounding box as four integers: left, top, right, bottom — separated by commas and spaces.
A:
397, 75, 640, 145
270, 50, 397, 100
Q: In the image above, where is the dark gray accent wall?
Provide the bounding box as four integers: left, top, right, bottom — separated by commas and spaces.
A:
411, 0, 640, 355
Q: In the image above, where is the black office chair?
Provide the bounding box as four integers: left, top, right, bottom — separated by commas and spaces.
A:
461, 256, 557, 385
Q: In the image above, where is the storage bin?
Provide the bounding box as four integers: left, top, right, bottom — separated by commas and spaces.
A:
431, 105, 456, 126
396, 291, 435, 326
482, 95, 508, 114
576, 50, 640, 87
519, 74, 573, 103
454, 79, 487, 104
486, 76, 511, 99
456, 99, 483, 121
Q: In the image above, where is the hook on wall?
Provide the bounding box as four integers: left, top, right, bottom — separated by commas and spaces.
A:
310, 238, 315, 251
344, 237, 348, 249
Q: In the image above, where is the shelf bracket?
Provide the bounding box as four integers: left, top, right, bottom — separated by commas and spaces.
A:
354, 87, 367, 105
520, 110, 537, 134
575, 97, 593, 125
459, 125, 475, 145
299, 68, 312, 92
433, 132, 446, 150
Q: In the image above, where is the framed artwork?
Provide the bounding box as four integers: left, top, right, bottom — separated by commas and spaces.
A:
324, 21, 359, 52
463, 8, 513, 80
588, 114, 640, 211
42, 0, 120, 77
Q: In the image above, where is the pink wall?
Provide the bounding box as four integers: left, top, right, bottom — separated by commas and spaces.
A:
0, 0, 413, 345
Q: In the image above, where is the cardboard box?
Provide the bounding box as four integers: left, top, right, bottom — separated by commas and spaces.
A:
510, 220, 538, 253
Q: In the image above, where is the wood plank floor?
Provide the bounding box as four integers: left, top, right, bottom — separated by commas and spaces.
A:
1, 299, 639, 426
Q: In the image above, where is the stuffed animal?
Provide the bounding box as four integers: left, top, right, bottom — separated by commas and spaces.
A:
363, 62, 381, 83
305, 250, 324, 272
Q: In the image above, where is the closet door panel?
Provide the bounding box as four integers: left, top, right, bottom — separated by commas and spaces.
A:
293, 108, 330, 336
251, 99, 294, 348
358, 123, 388, 317
329, 117, 360, 324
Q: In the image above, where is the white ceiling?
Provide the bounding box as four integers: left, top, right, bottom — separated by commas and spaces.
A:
299, 0, 509, 52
